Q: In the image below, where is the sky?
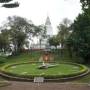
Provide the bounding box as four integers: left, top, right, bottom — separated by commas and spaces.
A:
0, 0, 82, 34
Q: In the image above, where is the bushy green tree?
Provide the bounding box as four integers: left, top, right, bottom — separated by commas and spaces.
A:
7, 16, 36, 54
37, 25, 46, 49
57, 18, 71, 49
48, 36, 60, 49
1, 16, 44, 54
0, 29, 10, 53
67, 0, 90, 63
80, 0, 90, 10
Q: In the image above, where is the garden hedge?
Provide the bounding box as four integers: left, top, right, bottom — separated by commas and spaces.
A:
0, 62, 89, 80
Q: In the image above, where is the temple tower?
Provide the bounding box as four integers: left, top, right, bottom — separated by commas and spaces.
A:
45, 16, 53, 37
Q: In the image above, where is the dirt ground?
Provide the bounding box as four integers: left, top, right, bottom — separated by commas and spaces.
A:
0, 81, 90, 90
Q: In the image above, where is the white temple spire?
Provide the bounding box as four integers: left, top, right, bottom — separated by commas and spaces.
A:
45, 16, 51, 25
45, 16, 53, 36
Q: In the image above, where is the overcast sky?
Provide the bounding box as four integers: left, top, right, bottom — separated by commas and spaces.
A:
0, 0, 81, 34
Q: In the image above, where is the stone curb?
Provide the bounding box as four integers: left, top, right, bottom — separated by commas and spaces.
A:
0, 69, 89, 82
0, 81, 11, 87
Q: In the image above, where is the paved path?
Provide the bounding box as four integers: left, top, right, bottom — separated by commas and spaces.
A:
0, 81, 90, 90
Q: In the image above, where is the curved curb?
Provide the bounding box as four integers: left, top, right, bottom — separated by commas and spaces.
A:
45, 69, 90, 82
0, 81, 11, 87
0, 69, 89, 82
0, 62, 89, 82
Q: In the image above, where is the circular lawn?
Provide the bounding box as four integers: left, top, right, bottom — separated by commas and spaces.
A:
0, 62, 89, 81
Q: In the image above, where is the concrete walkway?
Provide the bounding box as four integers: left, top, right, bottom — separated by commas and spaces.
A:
0, 81, 90, 90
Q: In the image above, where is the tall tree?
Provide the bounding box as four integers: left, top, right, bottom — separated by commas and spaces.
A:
0, 29, 10, 53
57, 18, 71, 49
37, 25, 46, 49
67, 0, 90, 63
2, 16, 36, 54
1, 16, 43, 54
80, 0, 90, 10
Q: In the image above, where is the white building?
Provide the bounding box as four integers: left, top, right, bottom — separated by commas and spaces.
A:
31, 16, 53, 49
45, 16, 53, 37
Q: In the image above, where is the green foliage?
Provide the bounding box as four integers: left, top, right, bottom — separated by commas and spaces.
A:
48, 36, 60, 48
0, 0, 12, 3
0, 16, 45, 54
0, 51, 89, 82
3, 16, 31, 54
2, 2, 19, 8
37, 25, 46, 49
0, 30, 10, 53
80, 0, 90, 11
34, 25, 46, 37
57, 18, 71, 48
67, 1, 90, 63
0, 0, 19, 8
0, 62, 88, 80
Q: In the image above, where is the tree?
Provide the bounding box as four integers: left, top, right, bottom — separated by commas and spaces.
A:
57, 18, 71, 49
0, 29, 10, 53
2, 16, 36, 54
80, 0, 90, 11
0, 0, 19, 8
37, 25, 46, 49
48, 36, 60, 49
67, 0, 90, 63
1, 16, 44, 54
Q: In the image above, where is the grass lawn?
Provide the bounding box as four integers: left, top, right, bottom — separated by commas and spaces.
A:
0, 51, 42, 85
0, 50, 90, 83
5, 63, 83, 76
72, 65, 90, 83
0, 51, 42, 65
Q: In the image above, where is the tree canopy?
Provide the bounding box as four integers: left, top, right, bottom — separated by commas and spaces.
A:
67, 0, 90, 63
57, 18, 71, 49
0, 0, 19, 8
48, 36, 60, 49
0, 16, 44, 54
